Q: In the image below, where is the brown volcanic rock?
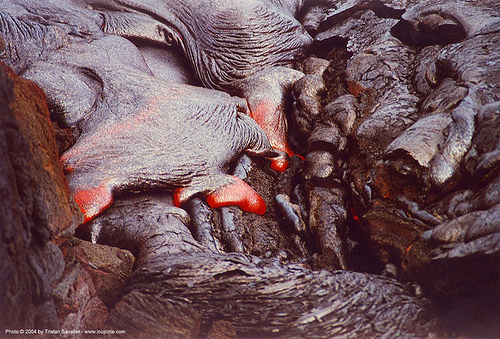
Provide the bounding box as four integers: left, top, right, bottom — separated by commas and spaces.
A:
0, 61, 80, 330
0, 61, 133, 334
0, 62, 81, 237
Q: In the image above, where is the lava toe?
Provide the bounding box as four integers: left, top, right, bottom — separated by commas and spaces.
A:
73, 182, 114, 223
206, 176, 266, 215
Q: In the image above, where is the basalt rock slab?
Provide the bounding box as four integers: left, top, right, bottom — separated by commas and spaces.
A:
54, 242, 109, 332
0, 62, 80, 237
54, 237, 134, 333
70, 238, 134, 307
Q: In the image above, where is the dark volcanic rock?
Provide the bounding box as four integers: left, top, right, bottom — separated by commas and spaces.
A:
311, 1, 500, 335
227, 155, 307, 259
308, 186, 348, 269
0, 62, 80, 237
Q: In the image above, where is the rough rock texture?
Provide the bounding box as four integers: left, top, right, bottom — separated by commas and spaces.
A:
1, 0, 499, 337
85, 194, 437, 338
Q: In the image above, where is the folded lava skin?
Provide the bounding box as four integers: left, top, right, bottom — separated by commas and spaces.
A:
95, 0, 314, 170
0, 0, 315, 221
